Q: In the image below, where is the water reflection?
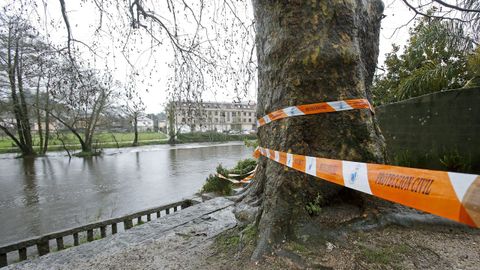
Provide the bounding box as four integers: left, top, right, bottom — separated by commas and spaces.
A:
21, 158, 39, 206
0, 142, 252, 245
135, 152, 141, 170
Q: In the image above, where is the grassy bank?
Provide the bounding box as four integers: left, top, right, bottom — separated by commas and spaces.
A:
0, 132, 168, 154
176, 132, 256, 143
0, 131, 257, 154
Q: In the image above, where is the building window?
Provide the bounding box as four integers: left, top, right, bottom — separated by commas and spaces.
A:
215, 111, 218, 116
243, 112, 246, 116
249, 112, 252, 116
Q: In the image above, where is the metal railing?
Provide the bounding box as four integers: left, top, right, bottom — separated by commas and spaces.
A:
0, 199, 197, 268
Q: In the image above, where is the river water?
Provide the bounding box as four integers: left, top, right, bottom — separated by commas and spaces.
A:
0, 142, 252, 246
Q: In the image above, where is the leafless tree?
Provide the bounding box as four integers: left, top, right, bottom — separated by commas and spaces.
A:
391, 0, 480, 42
0, 10, 57, 156
48, 61, 118, 155
121, 75, 145, 146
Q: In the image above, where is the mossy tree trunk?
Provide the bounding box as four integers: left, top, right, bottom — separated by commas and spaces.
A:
246, 0, 387, 259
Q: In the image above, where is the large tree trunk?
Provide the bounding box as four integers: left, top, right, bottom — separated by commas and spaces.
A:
246, 0, 386, 260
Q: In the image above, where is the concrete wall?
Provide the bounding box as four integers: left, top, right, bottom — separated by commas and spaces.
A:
376, 87, 480, 173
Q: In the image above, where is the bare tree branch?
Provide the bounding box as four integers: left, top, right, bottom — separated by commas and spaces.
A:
432, 0, 480, 13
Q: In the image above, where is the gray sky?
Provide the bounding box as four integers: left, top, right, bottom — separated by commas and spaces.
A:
379, 0, 412, 65
5, 0, 416, 114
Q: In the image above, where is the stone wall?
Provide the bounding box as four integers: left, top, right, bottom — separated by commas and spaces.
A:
376, 87, 480, 173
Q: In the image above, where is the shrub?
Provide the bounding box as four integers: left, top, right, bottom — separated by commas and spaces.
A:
439, 150, 471, 173
243, 139, 258, 148
230, 158, 257, 175
201, 164, 233, 195
201, 159, 258, 195
305, 193, 323, 216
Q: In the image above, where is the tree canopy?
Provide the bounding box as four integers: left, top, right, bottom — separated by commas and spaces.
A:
372, 15, 479, 105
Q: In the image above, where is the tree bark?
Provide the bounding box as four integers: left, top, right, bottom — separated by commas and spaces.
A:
35, 74, 44, 154
43, 79, 51, 153
0, 124, 23, 149
6, 25, 35, 156
132, 112, 139, 146
48, 112, 88, 152
16, 49, 34, 156
7, 29, 27, 153
83, 89, 108, 153
246, 0, 386, 260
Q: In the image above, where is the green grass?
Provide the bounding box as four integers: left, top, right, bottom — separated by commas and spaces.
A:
288, 242, 309, 254
0, 131, 257, 154
0, 132, 167, 153
177, 131, 256, 143
214, 223, 257, 253
242, 224, 257, 243
216, 230, 241, 250
359, 244, 411, 265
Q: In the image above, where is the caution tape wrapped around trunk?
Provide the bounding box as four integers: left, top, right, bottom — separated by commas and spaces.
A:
256, 98, 373, 127
254, 147, 480, 228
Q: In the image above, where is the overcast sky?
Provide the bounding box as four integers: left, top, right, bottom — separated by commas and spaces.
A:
5, 0, 417, 114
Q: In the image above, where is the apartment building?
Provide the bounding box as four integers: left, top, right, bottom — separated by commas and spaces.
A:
173, 101, 256, 133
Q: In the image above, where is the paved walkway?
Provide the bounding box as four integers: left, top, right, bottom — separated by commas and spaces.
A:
7, 198, 236, 270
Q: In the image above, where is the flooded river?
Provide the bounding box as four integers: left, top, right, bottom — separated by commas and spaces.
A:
0, 142, 252, 245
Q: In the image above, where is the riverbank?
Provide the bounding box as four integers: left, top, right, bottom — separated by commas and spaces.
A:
0, 132, 256, 154
5, 196, 480, 269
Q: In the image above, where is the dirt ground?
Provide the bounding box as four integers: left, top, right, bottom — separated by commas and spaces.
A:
203, 224, 479, 269
201, 203, 480, 270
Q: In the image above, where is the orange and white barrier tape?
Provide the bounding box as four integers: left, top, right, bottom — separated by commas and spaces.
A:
256, 98, 372, 127
228, 168, 256, 178
218, 166, 257, 184
254, 147, 480, 228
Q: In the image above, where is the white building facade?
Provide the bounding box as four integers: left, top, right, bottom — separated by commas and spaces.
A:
173, 101, 256, 133
135, 116, 154, 132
